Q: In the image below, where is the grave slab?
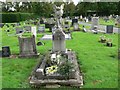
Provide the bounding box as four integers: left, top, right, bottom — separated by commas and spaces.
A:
40, 34, 71, 40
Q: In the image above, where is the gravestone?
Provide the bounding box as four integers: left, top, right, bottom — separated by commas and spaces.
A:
24, 26, 31, 32
38, 26, 45, 33
0, 23, 4, 28
52, 27, 56, 34
49, 24, 55, 32
52, 29, 66, 52
45, 23, 50, 28
2, 46, 11, 57
40, 20, 44, 24
106, 25, 113, 34
16, 27, 24, 34
73, 23, 80, 31
64, 21, 69, 29
18, 35, 39, 57
0, 51, 2, 57
31, 26, 37, 37
91, 17, 99, 30
72, 19, 78, 26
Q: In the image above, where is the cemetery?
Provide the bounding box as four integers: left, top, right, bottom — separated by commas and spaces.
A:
0, 1, 119, 89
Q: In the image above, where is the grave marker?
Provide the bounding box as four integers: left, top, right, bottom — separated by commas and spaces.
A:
31, 26, 37, 37
16, 27, 24, 34
2, 46, 11, 57
18, 35, 39, 57
106, 25, 113, 34
91, 17, 99, 30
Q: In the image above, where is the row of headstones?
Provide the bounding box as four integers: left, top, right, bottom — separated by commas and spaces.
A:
71, 17, 114, 33
91, 17, 114, 34
0, 35, 41, 58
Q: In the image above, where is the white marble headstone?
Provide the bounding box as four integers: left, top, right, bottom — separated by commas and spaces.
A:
31, 26, 37, 37
91, 17, 99, 30
73, 23, 79, 30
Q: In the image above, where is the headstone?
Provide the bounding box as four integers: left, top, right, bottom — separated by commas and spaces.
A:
91, 17, 99, 30
45, 23, 50, 28
18, 35, 39, 57
83, 25, 87, 32
16, 27, 24, 34
72, 19, 78, 26
73, 23, 80, 31
24, 26, 31, 32
49, 24, 55, 32
88, 15, 91, 21
2, 46, 11, 57
31, 26, 37, 37
80, 15, 83, 21
106, 25, 113, 34
86, 18, 88, 22
0, 23, 4, 28
52, 29, 66, 52
0, 51, 2, 57
40, 20, 44, 24
38, 26, 45, 33
52, 27, 56, 34
64, 21, 69, 29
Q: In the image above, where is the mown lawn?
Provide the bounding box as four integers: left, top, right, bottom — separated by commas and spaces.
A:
1, 23, 118, 88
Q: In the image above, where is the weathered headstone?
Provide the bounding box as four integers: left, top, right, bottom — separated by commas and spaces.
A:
24, 26, 31, 32
91, 17, 99, 30
52, 29, 66, 52
2, 46, 11, 57
106, 25, 113, 34
18, 35, 39, 57
16, 27, 24, 34
31, 26, 37, 37
38, 26, 45, 33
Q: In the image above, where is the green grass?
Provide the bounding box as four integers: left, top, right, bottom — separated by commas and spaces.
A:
1, 22, 118, 88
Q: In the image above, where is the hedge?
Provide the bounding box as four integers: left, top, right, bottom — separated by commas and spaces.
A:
1, 13, 35, 23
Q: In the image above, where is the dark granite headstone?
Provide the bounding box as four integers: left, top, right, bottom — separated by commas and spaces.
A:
72, 19, 78, 26
40, 20, 44, 24
45, 23, 50, 28
0, 23, 4, 28
65, 21, 69, 24
106, 25, 113, 33
0, 51, 2, 57
49, 24, 55, 32
2, 46, 11, 57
